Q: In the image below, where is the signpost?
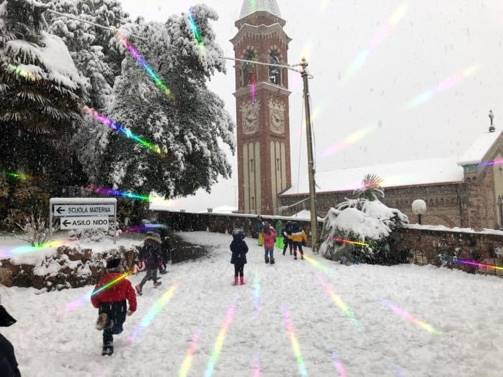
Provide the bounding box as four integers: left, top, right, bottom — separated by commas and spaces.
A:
50, 198, 118, 244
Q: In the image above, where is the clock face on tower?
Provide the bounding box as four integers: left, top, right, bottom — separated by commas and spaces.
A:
241, 101, 260, 134
269, 99, 285, 134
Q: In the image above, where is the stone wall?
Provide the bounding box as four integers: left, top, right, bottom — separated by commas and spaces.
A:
392, 226, 503, 276
156, 211, 321, 246
156, 211, 503, 276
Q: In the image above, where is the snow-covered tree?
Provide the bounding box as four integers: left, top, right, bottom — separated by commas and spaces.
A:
46, 0, 130, 181
103, 5, 234, 199
320, 174, 409, 265
0, 0, 87, 222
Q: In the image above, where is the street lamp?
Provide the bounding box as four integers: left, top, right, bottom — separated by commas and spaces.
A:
412, 199, 427, 225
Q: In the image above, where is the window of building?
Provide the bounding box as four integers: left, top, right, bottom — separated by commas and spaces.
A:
269, 51, 281, 86
241, 49, 257, 88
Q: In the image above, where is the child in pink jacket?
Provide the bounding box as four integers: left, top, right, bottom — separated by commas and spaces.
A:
263, 222, 277, 264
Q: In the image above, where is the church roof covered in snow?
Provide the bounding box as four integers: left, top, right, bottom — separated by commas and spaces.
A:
458, 130, 501, 166
239, 0, 282, 19
282, 158, 465, 196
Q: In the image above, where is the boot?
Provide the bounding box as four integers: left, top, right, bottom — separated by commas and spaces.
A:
270, 258, 275, 265
154, 281, 162, 288
135, 285, 143, 296
240, 276, 245, 285
96, 313, 108, 331
232, 276, 239, 286
265, 256, 269, 264
102, 341, 114, 356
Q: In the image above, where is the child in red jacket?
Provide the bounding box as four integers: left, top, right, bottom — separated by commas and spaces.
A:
91, 258, 137, 356
263, 222, 277, 264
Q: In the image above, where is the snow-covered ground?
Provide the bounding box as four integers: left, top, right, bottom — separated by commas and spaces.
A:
1, 231, 502, 377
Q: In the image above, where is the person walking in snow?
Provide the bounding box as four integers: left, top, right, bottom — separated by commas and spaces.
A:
92, 257, 137, 356
282, 221, 294, 256
135, 232, 163, 295
263, 222, 276, 264
256, 216, 265, 246
230, 229, 248, 285
290, 223, 307, 260
0, 297, 21, 377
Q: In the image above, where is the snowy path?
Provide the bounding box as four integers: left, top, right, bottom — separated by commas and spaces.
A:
2, 231, 503, 377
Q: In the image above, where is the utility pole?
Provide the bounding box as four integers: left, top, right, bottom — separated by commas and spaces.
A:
300, 58, 319, 253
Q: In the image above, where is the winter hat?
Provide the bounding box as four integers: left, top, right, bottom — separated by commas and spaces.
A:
106, 257, 121, 270
146, 231, 161, 242
232, 228, 245, 239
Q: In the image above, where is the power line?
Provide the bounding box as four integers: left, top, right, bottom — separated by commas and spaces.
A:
45, 9, 148, 41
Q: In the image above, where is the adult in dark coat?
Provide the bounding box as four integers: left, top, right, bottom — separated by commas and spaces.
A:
136, 232, 162, 295
230, 229, 248, 285
0, 301, 21, 377
282, 221, 294, 256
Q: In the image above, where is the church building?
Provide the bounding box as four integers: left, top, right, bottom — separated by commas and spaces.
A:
232, 1, 503, 230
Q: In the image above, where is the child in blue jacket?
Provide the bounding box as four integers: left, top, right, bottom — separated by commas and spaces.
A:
230, 229, 248, 285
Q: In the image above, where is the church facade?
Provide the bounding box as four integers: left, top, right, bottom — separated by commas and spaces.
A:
232, 1, 503, 230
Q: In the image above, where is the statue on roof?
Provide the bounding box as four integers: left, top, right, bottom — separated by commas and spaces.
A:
489, 110, 495, 132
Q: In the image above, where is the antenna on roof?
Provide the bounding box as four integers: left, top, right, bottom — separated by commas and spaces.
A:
489, 110, 495, 132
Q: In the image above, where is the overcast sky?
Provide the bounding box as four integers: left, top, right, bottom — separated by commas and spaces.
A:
120, 0, 503, 212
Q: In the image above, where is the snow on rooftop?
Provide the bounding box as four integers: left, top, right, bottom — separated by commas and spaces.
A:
213, 205, 238, 214
283, 157, 464, 196
239, 0, 281, 19
458, 130, 501, 166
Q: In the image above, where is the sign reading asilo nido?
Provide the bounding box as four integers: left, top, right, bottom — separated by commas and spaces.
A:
50, 198, 118, 243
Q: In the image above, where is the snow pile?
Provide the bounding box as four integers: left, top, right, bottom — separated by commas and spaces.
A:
320, 199, 408, 264
411, 199, 427, 214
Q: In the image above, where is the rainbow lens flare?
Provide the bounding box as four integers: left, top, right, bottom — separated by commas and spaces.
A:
303, 254, 332, 274
177, 330, 201, 377
282, 308, 308, 377
319, 277, 360, 327
382, 299, 441, 335
7, 64, 37, 81
252, 356, 261, 377
455, 258, 503, 272
332, 352, 348, 377
115, 30, 173, 99
479, 159, 503, 168
129, 284, 178, 343
204, 304, 236, 377
187, 13, 203, 46
406, 65, 479, 109
66, 272, 131, 312
4, 170, 31, 181
126, 224, 168, 234
83, 106, 161, 154
8, 240, 67, 257
253, 274, 261, 312
86, 185, 152, 202
343, 3, 408, 82
321, 126, 376, 158
333, 237, 369, 247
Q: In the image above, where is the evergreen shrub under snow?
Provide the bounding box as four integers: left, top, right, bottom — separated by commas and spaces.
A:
320, 174, 409, 265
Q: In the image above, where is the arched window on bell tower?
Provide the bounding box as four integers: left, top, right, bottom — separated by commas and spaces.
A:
269, 50, 281, 86
241, 49, 257, 88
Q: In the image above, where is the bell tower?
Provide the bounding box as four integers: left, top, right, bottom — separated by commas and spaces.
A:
232, 0, 292, 215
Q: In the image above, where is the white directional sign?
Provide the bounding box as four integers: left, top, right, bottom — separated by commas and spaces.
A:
60, 217, 111, 230
52, 204, 115, 217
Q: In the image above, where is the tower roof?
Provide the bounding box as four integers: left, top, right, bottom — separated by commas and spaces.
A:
239, 0, 282, 19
